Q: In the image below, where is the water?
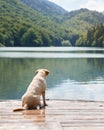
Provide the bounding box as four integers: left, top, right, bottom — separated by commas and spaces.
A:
0, 47, 104, 101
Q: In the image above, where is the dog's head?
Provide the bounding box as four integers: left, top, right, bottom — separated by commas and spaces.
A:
35, 69, 49, 76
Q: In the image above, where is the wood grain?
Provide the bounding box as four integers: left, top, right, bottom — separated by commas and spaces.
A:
0, 100, 104, 130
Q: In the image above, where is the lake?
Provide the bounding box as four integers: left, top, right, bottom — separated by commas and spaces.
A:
0, 47, 104, 101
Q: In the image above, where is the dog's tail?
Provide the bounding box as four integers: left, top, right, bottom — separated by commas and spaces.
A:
13, 103, 28, 112
13, 108, 26, 112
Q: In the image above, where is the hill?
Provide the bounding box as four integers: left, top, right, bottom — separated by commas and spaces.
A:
63, 9, 104, 32
0, 0, 63, 47
0, 0, 104, 47
62, 8, 104, 46
20, 0, 67, 20
76, 23, 104, 47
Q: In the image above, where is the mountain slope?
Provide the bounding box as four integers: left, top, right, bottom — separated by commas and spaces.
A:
62, 9, 104, 46
0, 0, 104, 47
76, 23, 104, 47
20, 0, 67, 19
0, 0, 62, 47
63, 9, 104, 33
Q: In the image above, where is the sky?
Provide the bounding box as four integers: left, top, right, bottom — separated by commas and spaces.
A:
49, 0, 104, 12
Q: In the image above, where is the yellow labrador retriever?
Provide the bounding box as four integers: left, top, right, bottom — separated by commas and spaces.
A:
13, 69, 49, 111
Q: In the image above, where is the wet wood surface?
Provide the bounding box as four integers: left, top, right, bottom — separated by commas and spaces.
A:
1, 100, 104, 130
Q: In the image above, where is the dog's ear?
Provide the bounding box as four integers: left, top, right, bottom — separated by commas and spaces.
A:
35, 69, 39, 74
44, 69, 49, 76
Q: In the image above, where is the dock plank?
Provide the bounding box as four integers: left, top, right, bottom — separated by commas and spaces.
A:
0, 100, 104, 130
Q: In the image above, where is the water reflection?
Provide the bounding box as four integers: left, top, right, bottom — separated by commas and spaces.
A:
22, 109, 46, 123
0, 52, 104, 58
0, 47, 104, 58
47, 78, 104, 101
0, 57, 104, 101
0, 47, 104, 101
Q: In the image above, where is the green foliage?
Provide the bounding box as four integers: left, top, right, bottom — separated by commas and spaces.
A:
0, 0, 104, 47
61, 40, 71, 46
0, 0, 62, 47
62, 9, 104, 46
20, 0, 67, 20
21, 27, 53, 46
76, 24, 104, 47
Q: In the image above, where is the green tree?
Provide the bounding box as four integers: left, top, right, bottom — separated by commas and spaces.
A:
76, 24, 104, 47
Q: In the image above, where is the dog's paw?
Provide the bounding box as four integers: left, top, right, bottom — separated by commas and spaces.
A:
36, 105, 42, 110
44, 103, 48, 106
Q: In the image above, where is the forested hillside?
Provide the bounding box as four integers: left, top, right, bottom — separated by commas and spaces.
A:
76, 24, 104, 47
0, 0, 64, 47
62, 9, 104, 46
20, 0, 67, 20
0, 0, 104, 47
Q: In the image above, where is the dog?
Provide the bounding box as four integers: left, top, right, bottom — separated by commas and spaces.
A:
13, 69, 49, 112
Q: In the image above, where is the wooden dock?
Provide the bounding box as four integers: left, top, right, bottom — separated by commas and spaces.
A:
1, 100, 104, 130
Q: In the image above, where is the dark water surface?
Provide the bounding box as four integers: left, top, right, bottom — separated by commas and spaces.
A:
0, 47, 104, 101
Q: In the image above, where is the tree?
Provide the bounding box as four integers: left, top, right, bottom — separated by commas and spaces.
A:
76, 24, 104, 47
61, 40, 71, 46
